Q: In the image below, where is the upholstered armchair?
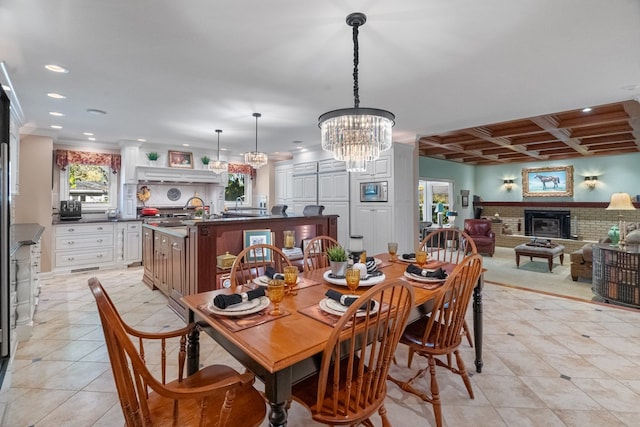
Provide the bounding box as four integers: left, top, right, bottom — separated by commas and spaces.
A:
463, 219, 496, 256
570, 243, 594, 281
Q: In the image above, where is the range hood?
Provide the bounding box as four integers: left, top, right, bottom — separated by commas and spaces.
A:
136, 166, 227, 184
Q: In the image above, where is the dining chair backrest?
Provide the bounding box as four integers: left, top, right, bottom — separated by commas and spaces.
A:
292, 280, 415, 425
419, 228, 477, 265
89, 277, 266, 427
302, 235, 340, 272
419, 253, 483, 353
230, 243, 293, 287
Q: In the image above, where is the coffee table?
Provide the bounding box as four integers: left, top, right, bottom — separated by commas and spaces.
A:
514, 243, 565, 272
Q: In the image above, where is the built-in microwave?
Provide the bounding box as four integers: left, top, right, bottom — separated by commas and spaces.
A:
360, 181, 388, 202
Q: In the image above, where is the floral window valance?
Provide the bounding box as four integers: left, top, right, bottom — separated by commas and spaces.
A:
228, 163, 257, 180
55, 149, 121, 174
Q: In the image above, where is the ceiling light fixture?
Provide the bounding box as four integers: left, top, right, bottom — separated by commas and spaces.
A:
244, 112, 268, 169
319, 12, 395, 172
47, 92, 66, 99
209, 129, 228, 175
49, 111, 64, 116
45, 64, 68, 73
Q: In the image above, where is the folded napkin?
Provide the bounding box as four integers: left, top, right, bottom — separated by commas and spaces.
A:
213, 287, 265, 309
365, 257, 377, 274
265, 266, 284, 280
402, 253, 416, 260
325, 289, 375, 311
405, 265, 447, 279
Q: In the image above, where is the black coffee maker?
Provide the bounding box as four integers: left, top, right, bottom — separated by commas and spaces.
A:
60, 200, 82, 221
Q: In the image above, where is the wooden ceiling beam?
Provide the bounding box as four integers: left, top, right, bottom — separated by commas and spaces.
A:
569, 122, 632, 138
510, 133, 558, 145
538, 147, 582, 156
529, 116, 589, 155
579, 133, 634, 145
557, 111, 629, 129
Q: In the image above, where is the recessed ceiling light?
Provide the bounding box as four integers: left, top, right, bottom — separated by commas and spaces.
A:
182, 143, 190, 147
137, 138, 146, 142
50, 125, 62, 129
296, 146, 303, 150
582, 107, 592, 113
299, 148, 308, 152
83, 132, 94, 136
45, 64, 69, 73
2, 84, 10, 92
88, 137, 96, 141
47, 92, 66, 99
49, 111, 64, 116
86, 108, 107, 115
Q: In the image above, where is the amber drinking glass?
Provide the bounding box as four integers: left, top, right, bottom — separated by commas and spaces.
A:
283, 266, 299, 295
345, 268, 361, 293
267, 279, 285, 316
387, 242, 398, 261
415, 250, 427, 269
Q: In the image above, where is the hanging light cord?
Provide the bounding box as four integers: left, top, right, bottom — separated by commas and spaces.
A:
253, 112, 261, 152
216, 129, 222, 160
352, 22, 360, 108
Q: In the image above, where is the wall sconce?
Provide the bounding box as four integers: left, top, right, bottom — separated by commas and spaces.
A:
503, 179, 514, 191
584, 176, 598, 190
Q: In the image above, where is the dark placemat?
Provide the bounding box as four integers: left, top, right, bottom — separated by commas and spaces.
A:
198, 304, 290, 332
298, 301, 390, 328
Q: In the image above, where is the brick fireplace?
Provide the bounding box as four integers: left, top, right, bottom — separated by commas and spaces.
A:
524, 210, 571, 239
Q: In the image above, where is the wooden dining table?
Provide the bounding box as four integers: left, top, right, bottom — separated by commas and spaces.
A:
182, 253, 485, 427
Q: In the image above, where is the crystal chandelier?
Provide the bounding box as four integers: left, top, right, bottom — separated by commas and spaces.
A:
319, 12, 395, 172
208, 129, 228, 174
244, 112, 268, 169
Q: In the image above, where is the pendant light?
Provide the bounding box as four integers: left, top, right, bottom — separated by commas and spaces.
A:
319, 12, 395, 172
209, 129, 228, 174
244, 112, 268, 169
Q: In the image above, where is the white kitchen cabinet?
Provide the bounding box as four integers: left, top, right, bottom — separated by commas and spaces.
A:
274, 163, 293, 205
353, 154, 391, 180
351, 205, 393, 255
118, 221, 142, 264
54, 222, 116, 272
292, 174, 317, 202
318, 171, 349, 201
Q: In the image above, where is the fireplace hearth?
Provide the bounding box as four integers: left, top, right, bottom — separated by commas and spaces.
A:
524, 210, 571, 239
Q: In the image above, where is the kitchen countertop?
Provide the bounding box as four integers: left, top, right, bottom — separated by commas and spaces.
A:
11, 223, 46, 256
51, 217, 143, 225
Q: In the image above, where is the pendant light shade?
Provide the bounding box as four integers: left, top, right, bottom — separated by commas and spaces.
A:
209, 129, 228, 174
319, 12, 395, 172
244, 112, 268, 169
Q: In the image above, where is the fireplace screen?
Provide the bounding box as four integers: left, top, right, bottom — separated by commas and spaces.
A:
524, 210, 571, 239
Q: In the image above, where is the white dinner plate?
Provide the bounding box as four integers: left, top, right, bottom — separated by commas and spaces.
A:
403, 271, 446, 283
374, 258, 382, 266
319, 297, 380, 317
254, 275, 301, 286
207, 296, 270, 316
322, 270, 385, 287
397, 256, 417, 263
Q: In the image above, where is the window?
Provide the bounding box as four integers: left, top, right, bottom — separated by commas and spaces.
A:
418, 179, 454, 223
225, 172, 252, 206
56, 149, 120, 211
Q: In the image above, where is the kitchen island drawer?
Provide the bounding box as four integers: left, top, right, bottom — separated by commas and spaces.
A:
55, 223, 115, 236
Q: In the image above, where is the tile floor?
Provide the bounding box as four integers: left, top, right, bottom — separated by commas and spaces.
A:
1, 249, 640, 426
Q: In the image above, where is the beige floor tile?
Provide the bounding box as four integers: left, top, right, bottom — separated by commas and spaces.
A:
572, 377, 640, 413
520, 376, 602, 410
36, 390, 119, 426
496, 407, 567, 427
554, 409, 629, 427
473, 375, 547, 408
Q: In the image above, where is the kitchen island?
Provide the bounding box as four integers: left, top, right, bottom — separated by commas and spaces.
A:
143, 214, 338, 319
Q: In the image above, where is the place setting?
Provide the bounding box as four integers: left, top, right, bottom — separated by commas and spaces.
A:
253, 266, 321, 292
323, 259, 386, 287
299, 269, 384, 327
401, 250, 449, 289
199, 280, 291, 331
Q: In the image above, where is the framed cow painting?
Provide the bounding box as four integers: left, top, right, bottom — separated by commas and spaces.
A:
522, 165, 573, 197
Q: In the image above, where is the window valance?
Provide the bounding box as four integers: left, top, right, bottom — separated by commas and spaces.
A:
55, 149, 121, 174
228, 163, 257, 180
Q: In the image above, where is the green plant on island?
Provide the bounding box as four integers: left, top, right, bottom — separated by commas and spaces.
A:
201, 156, 210, 165
146, 152, 159, 161
326, 245, 347, 262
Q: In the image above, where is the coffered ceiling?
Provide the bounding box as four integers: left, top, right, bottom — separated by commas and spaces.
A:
418, 100, 640, 165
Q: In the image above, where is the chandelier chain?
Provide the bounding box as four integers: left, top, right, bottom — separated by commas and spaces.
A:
352, 23, 360, 108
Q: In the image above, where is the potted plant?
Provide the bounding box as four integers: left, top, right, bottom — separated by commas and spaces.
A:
201, 156, 210, 166
326, 244, 348, 277
146, 152, 159, 166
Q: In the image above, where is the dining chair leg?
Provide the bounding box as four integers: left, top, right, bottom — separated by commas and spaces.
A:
428, 355, 443, 427
463, 320, 473, 347
407, 348, 415, 368
378, 404, 391, 427
454, 349, 475, 399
